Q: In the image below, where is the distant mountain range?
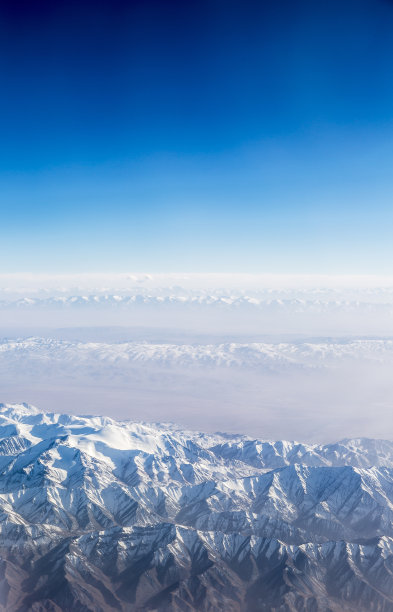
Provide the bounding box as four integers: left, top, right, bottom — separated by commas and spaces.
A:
2, 292, 393, 313
2, 336, 393, 371
1, 403, 393, 611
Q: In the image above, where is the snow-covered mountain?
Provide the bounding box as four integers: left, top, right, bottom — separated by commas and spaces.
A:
1, 403, 393, 610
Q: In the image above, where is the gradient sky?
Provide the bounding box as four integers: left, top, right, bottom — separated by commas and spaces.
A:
1, 0, 393, 273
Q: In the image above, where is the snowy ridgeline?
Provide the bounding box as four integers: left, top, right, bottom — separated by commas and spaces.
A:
3, 273, 393, 336
1, 403, 393, 611
3, 284, 393, 336
4, 293, 393, 310
3, 336, 393, 370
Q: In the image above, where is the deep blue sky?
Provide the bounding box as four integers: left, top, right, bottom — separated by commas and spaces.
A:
1, 0, 393, 273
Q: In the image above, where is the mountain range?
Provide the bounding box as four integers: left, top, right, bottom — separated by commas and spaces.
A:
3, 336, 393, 372
0, 403, 393, 610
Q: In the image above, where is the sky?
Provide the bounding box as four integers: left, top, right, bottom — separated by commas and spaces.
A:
1, 0, 393, 274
